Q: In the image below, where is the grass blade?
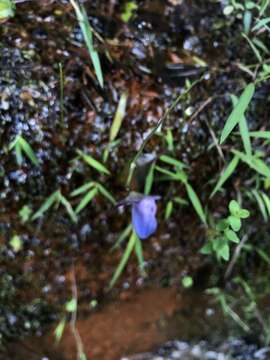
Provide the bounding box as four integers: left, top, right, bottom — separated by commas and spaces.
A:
261, 192, 270, 218
59, 194, 78, 223
232, 150, 270, 178
144, 161, 155, 195
210, 155, 239, 197
109, 230, 137, 288
75, 187, 98, 214
15, 141, 23, 166
111, 223, 132, 251
155, 165, 187, 182
249, 131, 270, 139
134, 236, 146, 276
220, 83, 255, 144
96, 183, 116, 205
231, 95, 252, 158
70, 0, 103, 88
251, 190, 268, 221
242, 33, 262, 63
159, 155, 187, 169
32, 191, 59, 220
18, 136, 39, 166
77, 150, 110, 175
70, 182, 95, 197
185, 183, 207, 224
253, 16, 270, 31
109, 92, 128, 142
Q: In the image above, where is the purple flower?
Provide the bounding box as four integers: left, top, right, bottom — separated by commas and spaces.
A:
131, 195, 160, 239
117, 193, 160, 239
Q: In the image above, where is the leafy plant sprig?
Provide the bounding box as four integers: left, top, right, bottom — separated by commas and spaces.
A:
9, 135, 39, 166
201, 200, 250, 261
32, 190, 77, 223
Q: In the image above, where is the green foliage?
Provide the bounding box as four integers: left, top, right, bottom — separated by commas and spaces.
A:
182, 276, 193, 288
247, 189, 270, 221
109, 230, 138, 288
54, 317, 66, 343
0, 0, 15, 19
71, 181, 115, 214
32, 190, 77, 223
9, 234, 22, 253
70, 0, 103, 88
77, 150, 110, 175
19, 205, 32, 223
65, 298, 77, 313
103, 92, 128, 162
211, 155, 239, 197
155, 155, 206, 224
9, 135, 39, 166
121, 1, 138, 22
201, 200, 250, 261
207, 287, 250, 332
220, 83, 255, 145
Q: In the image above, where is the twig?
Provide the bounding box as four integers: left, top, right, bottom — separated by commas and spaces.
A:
225, 235, 248, 280
126, 75, 205, 188
70, 264, 85, 360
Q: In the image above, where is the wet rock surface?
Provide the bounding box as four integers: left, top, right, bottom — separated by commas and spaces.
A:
123, 340, 270, 360
0, 0, 270, 359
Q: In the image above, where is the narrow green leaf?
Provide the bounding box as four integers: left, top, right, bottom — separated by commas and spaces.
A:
210, 155, 239, 198
70, 0, 103, 87
185, 183, 207, 224
111, 223, 132, 251
239, 114, 252, 158
54, 317, 66, 343
165, 200, 173, 220
220, 83, 255, 144
15, 141, 23, 166
32, 191, 60, 220
18, 136, 39, 166
159, 155, 186, 169
232, 150, 270, 178
165, 128, 174, 152
59, 194, 78, 223
77, 150, 110, 175
252, 189, 268, 221
253, 16, 270, 31
144, 162, 155, 195
256, 248, 270, 265
155, 165, 187, 182
109, 92, 128, 142
75, 187, 98, 214
232, 94, 252, 158
134, 235, 146, 275
261, 192, 270, 218
9, 136, 18, 150
109, 230, 137, 288
173, 196, 188, 206
242, 33, 262, 63
249, 131, 270, 139
70, 182, 95, 197
96, 183, 116, 205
